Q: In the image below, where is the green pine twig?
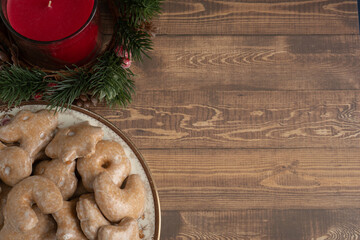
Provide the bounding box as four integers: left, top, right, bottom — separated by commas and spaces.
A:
118, 0, 163, 27
0, 65, 46, 106
116, 19, 153, 61
90, 52, 135, 107
43, 67, 91, 111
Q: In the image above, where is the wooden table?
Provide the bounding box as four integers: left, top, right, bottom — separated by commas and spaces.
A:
93, 1, 360, 239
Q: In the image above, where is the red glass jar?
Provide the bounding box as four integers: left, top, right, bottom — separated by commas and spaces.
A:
0, 0, 103, 69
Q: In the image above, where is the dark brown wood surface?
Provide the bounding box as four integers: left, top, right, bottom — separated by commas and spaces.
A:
93, 1, 360, 239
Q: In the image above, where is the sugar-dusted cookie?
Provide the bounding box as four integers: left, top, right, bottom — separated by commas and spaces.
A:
0, 146, 32, 186
93, 173, 146, 222
0, 181, 11, 230
4, 176, 63, 232
45, 122, 103, 163
0, 110, 58, 159
98, 217, 140, 240
52, 199, 87, 240
72, 178, 89, 199
76, 194, 110, 240
34, 159, 77, 200
0, 206, 57, 240
77, 140, 131, 191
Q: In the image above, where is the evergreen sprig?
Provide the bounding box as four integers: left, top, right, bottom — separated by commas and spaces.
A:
0, 65, 46, 106
0, 0, 162, 111
43, 67, 92, 111
43, 53, 136, 111
89, 52, 135, 107
116, 19, 153, 61
116, 0, 163, 61
118, 0, 163, 27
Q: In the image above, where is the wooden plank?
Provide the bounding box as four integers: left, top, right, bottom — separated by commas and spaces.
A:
141, 148, 360, 210
156, 0, 360, 35
162, 210, 360, 240
131, 35, 360, 91
100, 0, 360, 35
91, 90, 360, 149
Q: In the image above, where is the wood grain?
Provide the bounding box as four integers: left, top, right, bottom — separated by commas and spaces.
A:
140, 148, 360, 210
100, 0, 360, 35
161, 210, 360, 240
91, 90, 360, 149
129, 35, 360, 91
93, 0, 360, 238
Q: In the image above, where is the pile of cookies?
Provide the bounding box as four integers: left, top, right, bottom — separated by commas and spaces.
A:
0, 110, 146, 240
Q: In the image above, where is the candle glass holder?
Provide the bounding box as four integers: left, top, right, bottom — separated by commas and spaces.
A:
0, 0, 103, 70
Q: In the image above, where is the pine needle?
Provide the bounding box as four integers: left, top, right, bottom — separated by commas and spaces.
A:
44, 67, 91, 112
0, 65, 46, 106
90, 52, 135, 107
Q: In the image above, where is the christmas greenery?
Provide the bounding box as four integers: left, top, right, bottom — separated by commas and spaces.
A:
116, 19, 153, 61
0, 65, 46, 106
87, 52, 135, 108
117, 0, 162, 27
0, 0, 162, 111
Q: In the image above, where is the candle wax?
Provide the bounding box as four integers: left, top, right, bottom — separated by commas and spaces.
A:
7, 0, 94, 41
7, 0, 99, 65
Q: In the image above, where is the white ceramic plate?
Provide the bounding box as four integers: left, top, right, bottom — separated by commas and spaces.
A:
0, 103, 161, 240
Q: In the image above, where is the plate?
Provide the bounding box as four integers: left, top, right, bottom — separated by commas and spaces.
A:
0, 103, 161, 240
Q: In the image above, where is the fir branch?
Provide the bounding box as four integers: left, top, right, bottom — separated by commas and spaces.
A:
0, 65, 46, 106
89, 52, 135, 107
43, 67, 91, 111
118, 0, 163, 27
116, 18, 153, 61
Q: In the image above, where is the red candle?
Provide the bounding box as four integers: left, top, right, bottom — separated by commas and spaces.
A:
2, 0, 101, 68
7, 0, 94, 41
